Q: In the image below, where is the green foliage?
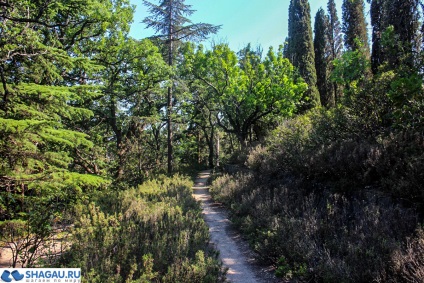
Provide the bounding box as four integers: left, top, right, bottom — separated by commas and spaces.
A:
0, 0, 133, 266
287, 0, 320, 109
326, 0, 344, 105
342, 0, 370, 55
142, 0, 221, 174
314, 8, 334, 108
332, 44, 371, 99
63, 175, 224, 282
370, 0, 420, 71
92, 35, 171, 181
209, 28, 424, 279
275, 256, 307, 279
1, 0, 423, 280
189, 43, 307, 146
0, 198, 69, 267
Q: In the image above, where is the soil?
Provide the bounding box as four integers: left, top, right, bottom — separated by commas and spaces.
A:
192, 170, 281, 283
0, 246, 12, 267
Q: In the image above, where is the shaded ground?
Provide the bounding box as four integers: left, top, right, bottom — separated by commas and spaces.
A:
0, 247, 12, 267
192, 170, 280, 283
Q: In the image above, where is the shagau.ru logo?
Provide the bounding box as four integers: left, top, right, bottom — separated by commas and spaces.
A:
0, 268, 80, 283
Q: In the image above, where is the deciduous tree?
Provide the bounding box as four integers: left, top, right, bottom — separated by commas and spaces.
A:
191, 44, 306, 146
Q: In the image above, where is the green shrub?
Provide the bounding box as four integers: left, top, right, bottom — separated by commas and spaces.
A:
61, 175, 225, 282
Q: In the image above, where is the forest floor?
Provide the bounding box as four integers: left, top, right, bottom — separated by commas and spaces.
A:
192, 170, 280, 283
0, 246, 12, 267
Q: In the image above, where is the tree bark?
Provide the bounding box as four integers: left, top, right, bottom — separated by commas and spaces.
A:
167, 0, 174, 175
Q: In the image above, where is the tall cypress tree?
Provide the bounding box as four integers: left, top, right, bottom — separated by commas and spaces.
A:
314, 8, 334, 108
287, 0, 320, 110
385, 0, 420, 69
342, 0, 370, 56
367, 0, 420, 72
327, 0, 343, 104
368, 0, 385, 73
143, 0, 220, 174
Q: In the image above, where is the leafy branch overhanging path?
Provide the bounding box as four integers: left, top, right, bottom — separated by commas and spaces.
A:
192, 170, 277, 283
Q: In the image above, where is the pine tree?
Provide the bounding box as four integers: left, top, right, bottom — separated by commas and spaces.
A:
327, 0, 344, 104
342, 0, 370, 56
287, 0, 321, 110
314, 8, 333, 108
143, 0, 220, 174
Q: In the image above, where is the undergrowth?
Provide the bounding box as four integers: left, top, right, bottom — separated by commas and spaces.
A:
59, 175, 225, 283
211, 172, 422, 282
211, 99, 424, 282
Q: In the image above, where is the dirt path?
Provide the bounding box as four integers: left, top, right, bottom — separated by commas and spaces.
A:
192, 170, 279, 283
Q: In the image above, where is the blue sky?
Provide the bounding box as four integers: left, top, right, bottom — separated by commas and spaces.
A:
129, 0, 369, 52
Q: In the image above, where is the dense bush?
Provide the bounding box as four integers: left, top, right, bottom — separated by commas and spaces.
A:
255, 102, 424, 203
60, 175, 225, 282
211, 173, 421, 282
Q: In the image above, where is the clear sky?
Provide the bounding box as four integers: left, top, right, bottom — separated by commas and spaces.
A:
129, 0, 369, 52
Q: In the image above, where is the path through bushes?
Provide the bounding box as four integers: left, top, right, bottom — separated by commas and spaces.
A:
192, 170, 278, 283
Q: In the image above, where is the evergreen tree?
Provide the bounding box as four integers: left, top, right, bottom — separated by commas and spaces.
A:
0, 0, 131, 213
385, 0, 420, 69
342, 0, 370, 56
0, 0, 132, 264
314, 8, 334, 108
143, 0, 220, 174
327, 0, 344, 103
368, 0, 385, 73
287, 0, 320, 110
367, 0, 420, 72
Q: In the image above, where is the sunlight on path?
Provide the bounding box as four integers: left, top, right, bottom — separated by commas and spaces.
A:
192, 170, 270, 283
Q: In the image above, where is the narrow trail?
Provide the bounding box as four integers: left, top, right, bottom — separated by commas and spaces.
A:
192, 170, 278, 283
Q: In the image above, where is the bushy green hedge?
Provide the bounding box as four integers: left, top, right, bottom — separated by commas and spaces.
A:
61, 175, 225, 282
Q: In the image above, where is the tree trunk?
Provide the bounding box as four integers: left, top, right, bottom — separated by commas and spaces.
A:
167, 85, 173, 174
167, 1, 174, 175
197, 131, 201, 165
215, 133, 220, 168
208, 128, 214, 168
110, 97, 125, 179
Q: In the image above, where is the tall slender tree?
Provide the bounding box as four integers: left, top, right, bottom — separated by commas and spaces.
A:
327, 0, 343, 103
367, 0, 385, 73
367, 0, 420, 72
287, 0, 320, 110
314, 8, 333, 108
143, 0, 220, 174
385, 0, 420, 69
342, 0, 370, 56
